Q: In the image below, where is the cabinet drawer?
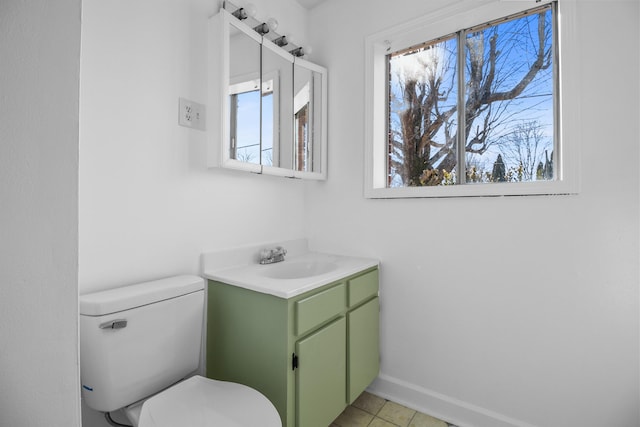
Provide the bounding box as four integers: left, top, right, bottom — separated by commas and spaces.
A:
348, 269, 379, 307
296, 284, 345, 336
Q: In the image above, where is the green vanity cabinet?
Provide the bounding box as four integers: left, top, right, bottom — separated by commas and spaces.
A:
296, 317, 346, 427
206, 267, 379, 427
347, 297, 380, 403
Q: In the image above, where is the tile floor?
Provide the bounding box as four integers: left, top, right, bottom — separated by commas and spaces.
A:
330, 392, 459, 427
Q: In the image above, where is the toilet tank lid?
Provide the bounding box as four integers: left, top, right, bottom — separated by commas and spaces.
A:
80, 275, 205, 316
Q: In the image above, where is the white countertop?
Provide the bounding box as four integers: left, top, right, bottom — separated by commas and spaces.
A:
202, 242, 378, 298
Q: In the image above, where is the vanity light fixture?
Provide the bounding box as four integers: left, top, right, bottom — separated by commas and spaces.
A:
232, 7, 247, 19
274, 35, 288, 47
290, 47, 305, 57
231, 2, 256, 20
255, 18, 278, 36
224, 0, 309, 59
254, 22, 270, 35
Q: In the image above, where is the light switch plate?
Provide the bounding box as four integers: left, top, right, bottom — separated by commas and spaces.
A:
178, 98, 206, 131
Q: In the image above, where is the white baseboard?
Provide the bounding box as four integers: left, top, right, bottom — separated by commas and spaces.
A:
367, 374, 540, 427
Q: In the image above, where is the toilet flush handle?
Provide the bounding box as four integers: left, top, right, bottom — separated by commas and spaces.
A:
99, 319, 128, 330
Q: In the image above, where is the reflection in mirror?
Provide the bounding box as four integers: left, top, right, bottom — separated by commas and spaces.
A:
208, 8, 327, 179
293, 61, 323, 173
262, 42, 293, 170
229, 77, 259, 164
228, 25, 261, 166
261, 75, 275, 167
310, 69, 324, 174
294, 69, 311, 172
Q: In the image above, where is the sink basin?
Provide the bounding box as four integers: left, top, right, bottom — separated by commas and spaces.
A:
203, 240, 379, 298
262, 261, 339, 280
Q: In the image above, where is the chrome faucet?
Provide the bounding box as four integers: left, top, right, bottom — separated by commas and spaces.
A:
259, 246, 287, 264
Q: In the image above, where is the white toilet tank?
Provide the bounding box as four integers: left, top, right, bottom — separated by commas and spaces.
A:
79, 275, 205, 413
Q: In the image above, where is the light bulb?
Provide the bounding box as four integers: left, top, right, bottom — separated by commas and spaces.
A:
267, 18, 279, 32
244, 2, 257, 18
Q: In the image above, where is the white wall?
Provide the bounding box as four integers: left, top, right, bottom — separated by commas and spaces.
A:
79, 0, 639, 426
79, 0, 310, 294
0, 1, 82, 426
79, 0, 311, 425
305, 1, 639, 427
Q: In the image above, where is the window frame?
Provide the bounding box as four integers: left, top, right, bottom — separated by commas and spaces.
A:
364, 0, 580, 198
228, 70, 280, 168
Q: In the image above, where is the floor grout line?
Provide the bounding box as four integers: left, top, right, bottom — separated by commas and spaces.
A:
333, 391, 460, 427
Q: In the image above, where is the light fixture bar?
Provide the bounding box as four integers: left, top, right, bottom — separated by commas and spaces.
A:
223, 0, 307, 58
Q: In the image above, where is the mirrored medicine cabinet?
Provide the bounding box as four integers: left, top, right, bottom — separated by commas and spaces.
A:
207, 7, 328, 180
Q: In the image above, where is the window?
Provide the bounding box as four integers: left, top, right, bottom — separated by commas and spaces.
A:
229, 74, 277, 167
365, 0, 580, 198
229, 78, 260, 165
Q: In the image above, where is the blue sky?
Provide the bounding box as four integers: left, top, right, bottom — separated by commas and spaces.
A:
388, 7, 554, 185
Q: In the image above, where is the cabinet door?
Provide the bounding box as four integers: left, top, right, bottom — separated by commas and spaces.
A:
296, 317, 346, 427
347, 297, 380, 403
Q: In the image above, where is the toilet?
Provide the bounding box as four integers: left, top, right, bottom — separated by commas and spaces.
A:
79, 275, 281, 427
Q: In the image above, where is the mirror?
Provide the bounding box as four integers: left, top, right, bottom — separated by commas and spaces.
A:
293, 58, 325, 174
261, 40, 294, 171
207, 9, 327, 180
228, 23, 261, 170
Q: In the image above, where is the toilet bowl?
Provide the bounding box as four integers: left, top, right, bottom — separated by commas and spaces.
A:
79, 275, 281, 427
124, 376, 281, 427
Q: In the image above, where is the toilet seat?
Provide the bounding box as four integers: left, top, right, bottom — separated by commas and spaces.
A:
134, 375, 281, 427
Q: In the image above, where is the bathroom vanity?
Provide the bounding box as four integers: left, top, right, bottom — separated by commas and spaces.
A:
202, 243, 379, 427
